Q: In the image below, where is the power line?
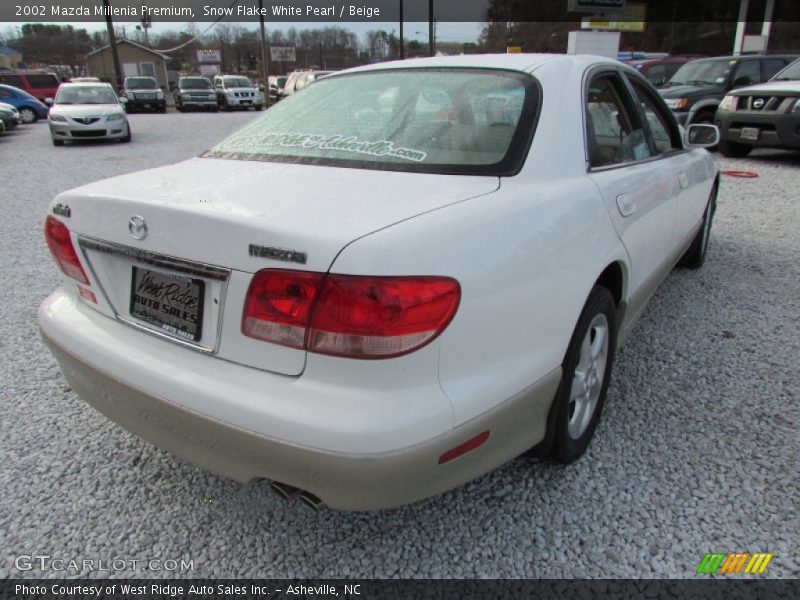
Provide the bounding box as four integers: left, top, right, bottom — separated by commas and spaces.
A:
156, 0, 241, 54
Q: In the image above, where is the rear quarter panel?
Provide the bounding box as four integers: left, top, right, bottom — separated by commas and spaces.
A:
330, 177, 627, 426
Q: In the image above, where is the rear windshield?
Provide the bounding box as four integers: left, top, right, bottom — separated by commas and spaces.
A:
180, 78, 212, 89
126, 77, 157, 90
56, 86, 118, 105
205, 68, 539, 176
26, 74, 59, 88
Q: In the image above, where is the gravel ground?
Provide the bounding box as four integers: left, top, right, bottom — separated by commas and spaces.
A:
0, 113, 798, 579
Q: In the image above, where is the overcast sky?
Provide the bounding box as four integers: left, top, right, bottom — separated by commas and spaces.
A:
4, 20, 484, 44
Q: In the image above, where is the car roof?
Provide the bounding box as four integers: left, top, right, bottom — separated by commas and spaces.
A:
332, 53, 611, 77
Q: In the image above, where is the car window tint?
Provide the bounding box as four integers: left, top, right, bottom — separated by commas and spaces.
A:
762, 58, 787, 80
586, 74, 650, 168
206, 69, 538, 175
734, 60, 761, 85
26, 74, 58, 88
645, 64, 666, 85
627, 77, 681, 154
1, 75, 25, 87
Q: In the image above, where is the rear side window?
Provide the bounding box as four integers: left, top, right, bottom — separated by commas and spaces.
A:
0, 75, 25, 88
205, 68, 540, 176
26, 74, 58, 88
627, 77, 682, 154
586, 73, 650, 168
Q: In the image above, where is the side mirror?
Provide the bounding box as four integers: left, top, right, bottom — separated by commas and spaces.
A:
685, 123, 720, 148
119, 96, 128, 104
732, 76, 751, 88
44, 97, 53, 106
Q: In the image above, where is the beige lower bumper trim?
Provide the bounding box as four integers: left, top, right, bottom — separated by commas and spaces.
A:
43, 331, 560, 511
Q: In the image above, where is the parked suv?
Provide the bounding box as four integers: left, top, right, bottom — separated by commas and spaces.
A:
121, 76, 166, 113
280, 70, 334, 98
213, 75, 263, 111
660, 54, 799, 126
174, 76, 217, 112
715, 58, 800, 157
0, 72, 60, 103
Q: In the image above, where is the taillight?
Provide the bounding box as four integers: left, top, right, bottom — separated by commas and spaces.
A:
242, 270, 460, 359
242, 270, 323, 349
44, 215, 89, 284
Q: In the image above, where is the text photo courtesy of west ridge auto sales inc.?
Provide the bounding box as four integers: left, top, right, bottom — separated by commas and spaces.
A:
0, 0, 798, 597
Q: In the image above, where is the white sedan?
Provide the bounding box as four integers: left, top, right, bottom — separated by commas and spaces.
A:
39, 54, 719, 511
48, 82, 131, 146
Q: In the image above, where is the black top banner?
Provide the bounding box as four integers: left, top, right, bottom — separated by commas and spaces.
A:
2, 579, 799, 600
2, 0, 800, 23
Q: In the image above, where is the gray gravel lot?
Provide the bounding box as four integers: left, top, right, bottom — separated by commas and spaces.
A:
0, 113, 798, 579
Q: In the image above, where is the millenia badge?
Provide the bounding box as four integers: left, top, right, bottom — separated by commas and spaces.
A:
696, 552, 774, 574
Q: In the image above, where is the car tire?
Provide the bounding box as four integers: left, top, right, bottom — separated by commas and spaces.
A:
19, 107, 37, 123
678, 183, 718, 269
52, 138, 64, 146
121, 129, 132, 143
717, 140, 752, 158
255, 105, 263, 111
551, 286, 617, 464
159, 106, 167, 114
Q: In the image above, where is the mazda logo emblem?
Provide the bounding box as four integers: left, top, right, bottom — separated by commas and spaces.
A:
753, 98, 765, 109
128, 215, 148, 240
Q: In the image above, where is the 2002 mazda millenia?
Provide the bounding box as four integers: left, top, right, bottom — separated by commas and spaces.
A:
39, 54, 720, 511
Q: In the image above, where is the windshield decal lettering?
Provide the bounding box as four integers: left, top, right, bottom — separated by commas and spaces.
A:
216, 133, 428, 163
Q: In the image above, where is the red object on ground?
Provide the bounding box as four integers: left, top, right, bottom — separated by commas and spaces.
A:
721, 170, 759, 178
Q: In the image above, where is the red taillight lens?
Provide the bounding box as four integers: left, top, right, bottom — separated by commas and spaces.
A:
44, 215, 89, 284
242, 269, 324, 349
309, 275, 460, 358
241, 270, 460, 359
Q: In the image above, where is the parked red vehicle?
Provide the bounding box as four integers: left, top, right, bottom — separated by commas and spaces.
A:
0, 72, 60, 102
626, 57, 702, 88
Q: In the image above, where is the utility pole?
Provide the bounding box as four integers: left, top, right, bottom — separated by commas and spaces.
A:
399, 0, 404, 59
428, 0, 434, 56
103, 0, 123, 92
258, 0, 270, 107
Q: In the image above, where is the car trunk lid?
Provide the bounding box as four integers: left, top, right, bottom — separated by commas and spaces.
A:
53, 157, 499, 375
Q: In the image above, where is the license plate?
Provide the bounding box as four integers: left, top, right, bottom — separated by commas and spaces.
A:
130, 266, 204, 342
241, 100, 251, 104
740, 127, 759, 141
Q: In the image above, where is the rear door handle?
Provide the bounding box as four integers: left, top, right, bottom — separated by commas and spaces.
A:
616, 193, 636, 217
679, 172, 689, 189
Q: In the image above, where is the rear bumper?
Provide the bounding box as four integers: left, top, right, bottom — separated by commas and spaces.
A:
716, 110, 800, 150
39, 289, 560, 510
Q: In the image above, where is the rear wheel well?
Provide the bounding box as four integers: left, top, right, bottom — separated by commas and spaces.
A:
595, 262, 624, 306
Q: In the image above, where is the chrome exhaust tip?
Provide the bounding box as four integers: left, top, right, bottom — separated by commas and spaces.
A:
297, 491, 325, 511
270, 481, 301, 501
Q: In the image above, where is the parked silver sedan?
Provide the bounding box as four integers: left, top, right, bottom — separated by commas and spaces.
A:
48, 82, 131, 146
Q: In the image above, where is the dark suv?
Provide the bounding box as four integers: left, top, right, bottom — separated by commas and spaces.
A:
715, 58, 800, 157
122, 76, 166, 113
659, 54, 799, 126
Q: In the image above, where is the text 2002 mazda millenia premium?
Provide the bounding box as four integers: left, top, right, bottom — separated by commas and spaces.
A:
39, 55, 720, 511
